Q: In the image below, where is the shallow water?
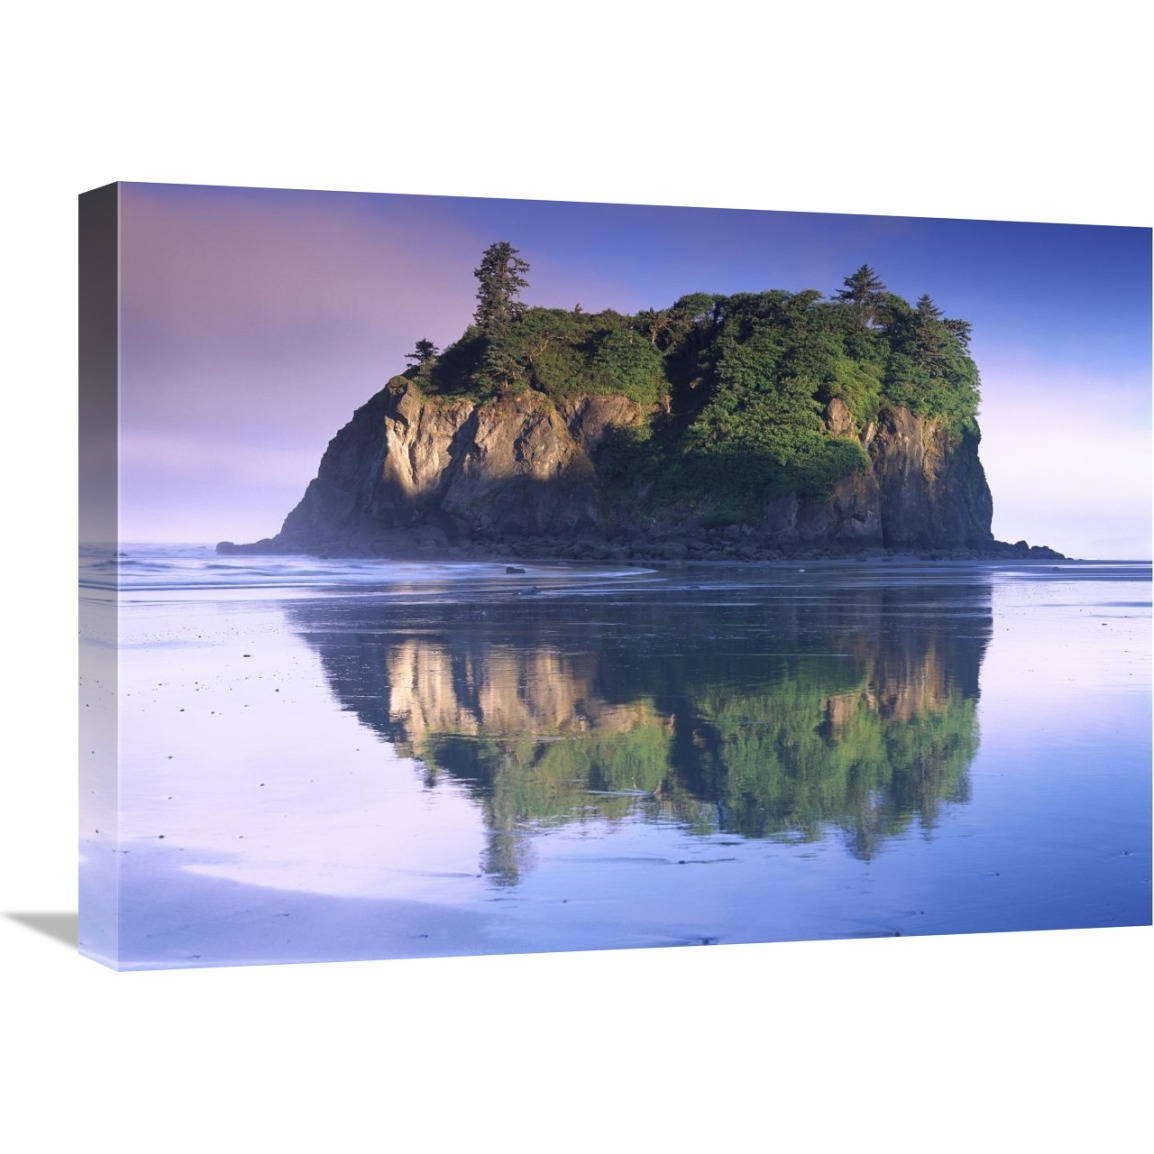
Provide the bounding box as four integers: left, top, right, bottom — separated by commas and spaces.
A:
79, 548, 1151, 968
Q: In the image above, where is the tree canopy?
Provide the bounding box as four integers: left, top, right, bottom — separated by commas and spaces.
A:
419, 253, 981, 514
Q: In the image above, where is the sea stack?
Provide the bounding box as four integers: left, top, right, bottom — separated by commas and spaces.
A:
219, 262, 1062, 562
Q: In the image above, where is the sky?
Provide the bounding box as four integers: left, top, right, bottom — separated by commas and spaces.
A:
117, 181, 1152, 558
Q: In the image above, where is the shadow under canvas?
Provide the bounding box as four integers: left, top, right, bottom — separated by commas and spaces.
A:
7, 913, 80, 950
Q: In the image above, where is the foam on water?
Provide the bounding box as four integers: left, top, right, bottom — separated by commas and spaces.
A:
80, 543, 654, 601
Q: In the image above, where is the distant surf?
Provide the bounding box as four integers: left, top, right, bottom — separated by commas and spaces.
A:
79, 543, 652, 599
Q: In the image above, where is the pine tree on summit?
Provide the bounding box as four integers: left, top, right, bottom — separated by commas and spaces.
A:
836, 264, 886, 329
912, 294, 950, 372
405, 338, 439, 366
473, 242, 530, 335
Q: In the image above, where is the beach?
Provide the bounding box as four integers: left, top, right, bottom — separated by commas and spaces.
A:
80, 550, 1151, 969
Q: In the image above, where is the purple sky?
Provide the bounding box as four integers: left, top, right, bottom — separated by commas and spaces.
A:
118, 181, 1152, 558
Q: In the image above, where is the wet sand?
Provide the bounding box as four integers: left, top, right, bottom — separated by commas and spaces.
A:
81, 559, 1151, 969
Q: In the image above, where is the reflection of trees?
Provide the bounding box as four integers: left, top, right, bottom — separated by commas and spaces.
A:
290, 582, 990, 882
670, 628, 980, 857
677, 677, 977, 857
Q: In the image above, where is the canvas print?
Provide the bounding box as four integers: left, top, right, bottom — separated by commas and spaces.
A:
79, 182, 1151, 970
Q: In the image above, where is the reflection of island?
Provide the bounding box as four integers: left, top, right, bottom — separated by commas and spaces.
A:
289, 580, 990, 882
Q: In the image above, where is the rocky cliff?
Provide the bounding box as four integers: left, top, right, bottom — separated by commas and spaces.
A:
220, 377, 1059, 561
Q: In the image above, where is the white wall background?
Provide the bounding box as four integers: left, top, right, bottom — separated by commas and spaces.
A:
2, 5, 1149, 1152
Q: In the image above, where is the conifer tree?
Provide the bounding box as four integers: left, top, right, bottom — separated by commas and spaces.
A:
473, 242, 530, 335
944, 317, 973, 349
836, 265, 886, 329
912, 294, 949, 372
405, 338, 439, 365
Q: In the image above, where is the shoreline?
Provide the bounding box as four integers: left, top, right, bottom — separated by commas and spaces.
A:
217, 537, 1068, 565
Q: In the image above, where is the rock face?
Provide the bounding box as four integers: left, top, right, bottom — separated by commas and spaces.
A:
220, 377, 1057, 560
871, 406, 994, 549
237, 380, 646, 555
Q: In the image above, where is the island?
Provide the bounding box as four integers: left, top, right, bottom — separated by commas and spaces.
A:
219, 245, 1062, 562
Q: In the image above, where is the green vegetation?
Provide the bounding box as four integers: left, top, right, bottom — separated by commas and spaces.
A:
473, 241, 530, 334
427, 306, 668, 407
404, 337, 438, 366
410, 245, 981, 510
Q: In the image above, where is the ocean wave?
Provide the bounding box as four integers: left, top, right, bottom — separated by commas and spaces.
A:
79, 544, 653, 600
